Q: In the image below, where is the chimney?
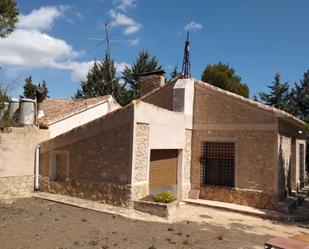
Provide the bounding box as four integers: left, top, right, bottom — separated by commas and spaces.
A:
139, 70, 165, 96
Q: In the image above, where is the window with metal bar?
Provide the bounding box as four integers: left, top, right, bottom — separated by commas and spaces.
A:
200, 141, 235, 187
299, 144, 305, 188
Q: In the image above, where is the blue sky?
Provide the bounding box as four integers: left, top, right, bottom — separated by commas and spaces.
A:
1, 0, 309, 99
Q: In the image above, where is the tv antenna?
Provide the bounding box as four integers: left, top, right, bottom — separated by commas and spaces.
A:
181, 31, 191, 79
88, 22, 116, 96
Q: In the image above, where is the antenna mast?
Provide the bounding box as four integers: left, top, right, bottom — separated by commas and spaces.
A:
104, 22, 114, 96
181, 31, 191, 78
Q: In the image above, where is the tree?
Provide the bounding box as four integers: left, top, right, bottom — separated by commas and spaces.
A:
258, 73, 290, 111
23, 76, 37, 99
74, 56, 125, 104
22, 76, 49, 100
0, 84, 9, 111
122, 50, 162, 104
290, 71, 309, 122
0, 0, 19, 38
201, 62, 249, 98
170, 65, 181, 80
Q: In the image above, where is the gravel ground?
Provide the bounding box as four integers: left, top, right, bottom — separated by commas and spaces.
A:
0, 197, 308, 249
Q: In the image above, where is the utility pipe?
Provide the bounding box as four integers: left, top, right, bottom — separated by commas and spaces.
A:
34, 144, 40, 190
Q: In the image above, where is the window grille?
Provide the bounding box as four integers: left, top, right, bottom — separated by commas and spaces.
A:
200, 141, 235, 187
299, 144, 305, 188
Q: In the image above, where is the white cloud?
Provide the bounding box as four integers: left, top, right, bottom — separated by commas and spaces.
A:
109, 9, 142, 35
17, 5, 70, 31
128, 38, 139, 46
184, 21, 203, 32
113, 0, 137, 12
0, 5, 126, 83
115, 62, 129, 73
0, 29, 80, 67
59, 61, 129, 82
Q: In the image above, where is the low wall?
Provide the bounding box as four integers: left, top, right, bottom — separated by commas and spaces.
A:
40, 176, 132, 207
0, 127, 49, 197
0, 175, 33, 197
134, 200, 178, 218
200, 185, 278, 210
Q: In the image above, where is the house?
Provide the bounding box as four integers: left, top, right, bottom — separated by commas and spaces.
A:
0, 96, 120, 197
38, 72, 307, 210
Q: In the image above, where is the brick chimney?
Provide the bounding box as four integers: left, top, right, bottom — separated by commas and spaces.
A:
139, 70, 165, 96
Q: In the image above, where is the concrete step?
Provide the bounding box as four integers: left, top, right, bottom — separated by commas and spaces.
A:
276, 196, 298, 214
300, 198, 309, 209
299, 186, 309, 197
290, 191, 306, 205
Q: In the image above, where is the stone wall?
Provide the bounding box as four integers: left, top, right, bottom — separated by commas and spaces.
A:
200, 185, 277, 209
141, 81, 175, 111
0, 175, 34, 198
278, 135, 292, 198
194, 83, 275, 125
140, 74, 165, 97
278, 119, 307, 194
132, 122, 150, 200
192, 83, 278, 208
39, 106, 134, 206
40, 176, 131, 207
191, 130, 277, 194
134, 123, 149, 183
182, 129, 192, 199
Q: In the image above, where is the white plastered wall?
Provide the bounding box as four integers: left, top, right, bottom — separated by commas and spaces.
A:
48, 97, 121, 139
131, 78, 195, 201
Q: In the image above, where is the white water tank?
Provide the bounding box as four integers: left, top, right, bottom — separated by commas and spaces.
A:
19, 98, 36, 125
8, 98, 20, 120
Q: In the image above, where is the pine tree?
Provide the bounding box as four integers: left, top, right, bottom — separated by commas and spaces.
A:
23, 76, 37, 99
170, 65, 181, 80
36, 80, 49, 102
201, 62, 249, 98
0, 0, 19, 38
41, 80, 49, 99
291, 70, 309, 122
74, 56, 125, 105
258, 73, 290, 111
122, 50, 162, 104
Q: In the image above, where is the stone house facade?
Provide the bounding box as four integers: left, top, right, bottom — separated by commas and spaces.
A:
0, 96, 119, 197
37, 74, 307, 210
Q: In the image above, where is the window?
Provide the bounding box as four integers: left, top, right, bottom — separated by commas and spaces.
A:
50, 151, 69, 181
56, 154, 67, 181
200, 141, 235, 187
299, 144, 305, 188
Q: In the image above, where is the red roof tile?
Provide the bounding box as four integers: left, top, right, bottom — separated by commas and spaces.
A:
37, 95, 111, 127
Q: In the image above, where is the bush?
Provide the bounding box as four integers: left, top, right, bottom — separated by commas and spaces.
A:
153, 191, 176, 203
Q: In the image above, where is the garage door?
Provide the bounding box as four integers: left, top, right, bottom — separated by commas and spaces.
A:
149, 149, 178, 192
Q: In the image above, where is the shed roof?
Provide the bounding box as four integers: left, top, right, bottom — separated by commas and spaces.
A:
37, 95, 111, 127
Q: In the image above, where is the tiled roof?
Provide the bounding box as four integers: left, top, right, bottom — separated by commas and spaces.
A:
37, 95, 111, 127
195, 80, 305, 126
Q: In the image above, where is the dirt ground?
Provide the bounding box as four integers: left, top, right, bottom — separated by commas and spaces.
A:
0, 197, 308, 249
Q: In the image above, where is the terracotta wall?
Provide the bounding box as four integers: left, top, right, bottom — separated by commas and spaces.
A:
39, 106, 134, 207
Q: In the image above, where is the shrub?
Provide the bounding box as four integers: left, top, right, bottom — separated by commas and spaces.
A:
153, 191, 176, 203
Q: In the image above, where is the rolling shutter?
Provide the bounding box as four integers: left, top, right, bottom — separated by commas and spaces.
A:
149, 149, 178, 190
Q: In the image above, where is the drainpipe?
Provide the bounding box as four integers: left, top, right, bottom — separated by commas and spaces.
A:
34, 144, 40, 190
